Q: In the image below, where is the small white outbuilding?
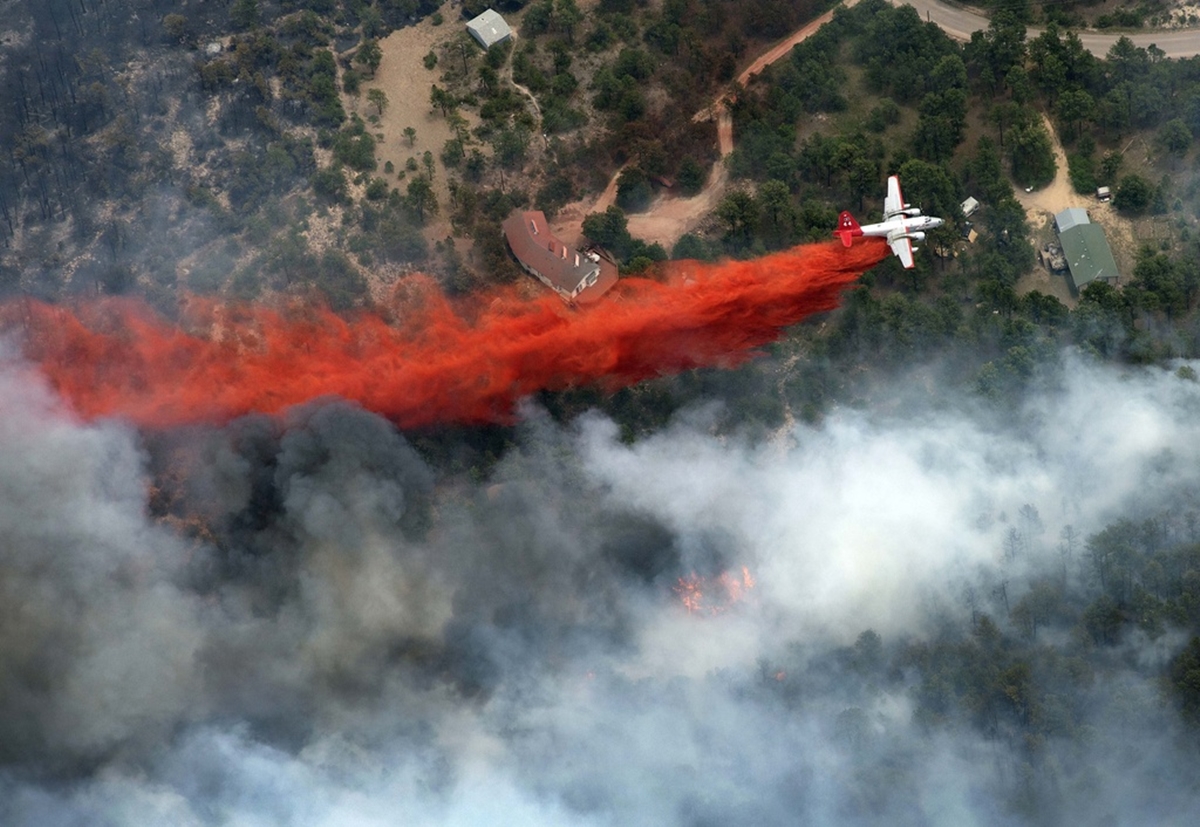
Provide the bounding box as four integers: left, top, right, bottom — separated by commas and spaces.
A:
466, 8, 512, 50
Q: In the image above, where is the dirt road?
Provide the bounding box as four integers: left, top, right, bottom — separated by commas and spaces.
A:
624, 164, 730, 244
1011, 114, 1152, 306
550, 173, 621, 248
1013, 114, 1075, 229
553, 1, 857, 249
737, 0, 861, 86
602, 0, 1200, 253
1011, 116, 1078, 304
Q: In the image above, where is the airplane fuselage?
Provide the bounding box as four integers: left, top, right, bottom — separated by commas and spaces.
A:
858, 214, 945, 241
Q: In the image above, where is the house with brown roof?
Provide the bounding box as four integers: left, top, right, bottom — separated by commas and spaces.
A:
502, 210, 618, 304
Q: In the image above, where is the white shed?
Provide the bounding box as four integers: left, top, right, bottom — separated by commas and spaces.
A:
466, 8, 512, 49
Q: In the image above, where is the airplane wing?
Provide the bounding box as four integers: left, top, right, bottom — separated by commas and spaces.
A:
884, 175, 905, 219
890, 235, 915, 269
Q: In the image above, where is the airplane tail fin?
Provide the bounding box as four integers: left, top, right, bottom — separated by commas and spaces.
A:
834, 211, 862, 248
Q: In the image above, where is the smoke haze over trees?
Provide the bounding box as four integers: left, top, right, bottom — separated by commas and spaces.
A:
6, 0, 1200, 823
4, 346, 1200, 825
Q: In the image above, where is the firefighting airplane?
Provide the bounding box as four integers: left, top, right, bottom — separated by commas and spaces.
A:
834, 175, 945, 269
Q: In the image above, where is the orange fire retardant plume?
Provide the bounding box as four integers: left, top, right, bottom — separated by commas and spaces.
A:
5, 239, 887, 430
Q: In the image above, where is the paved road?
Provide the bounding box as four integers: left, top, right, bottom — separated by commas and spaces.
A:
889, 0, 1200, 58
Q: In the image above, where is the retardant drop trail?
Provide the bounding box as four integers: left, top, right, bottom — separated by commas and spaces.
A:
5, 239, 887, 430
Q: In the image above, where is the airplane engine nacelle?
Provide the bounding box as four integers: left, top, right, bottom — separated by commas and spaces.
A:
906, 232, 926, 242
900, 208, 922, 217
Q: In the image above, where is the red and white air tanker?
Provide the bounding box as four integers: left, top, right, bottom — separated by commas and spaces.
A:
834, 175, 945, 269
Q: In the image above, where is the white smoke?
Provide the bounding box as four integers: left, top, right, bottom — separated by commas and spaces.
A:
2, 349, 1199, 825
578, 356, 1200, 655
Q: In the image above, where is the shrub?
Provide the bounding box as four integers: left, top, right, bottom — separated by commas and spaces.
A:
616, 167, 653, 212
1115, 174, 1154, 214
311, 166, 348, 203
365, 177, 389, 200
1067, 153, 1096, 196
332, 121, 377, 171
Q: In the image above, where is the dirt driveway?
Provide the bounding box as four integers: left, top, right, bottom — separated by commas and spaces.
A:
1013, 114, 1077, 226
736, 0, 861, 86
553, 1, 858, 250
1013, 115, 1092, 305
1012, 115, 1147, 305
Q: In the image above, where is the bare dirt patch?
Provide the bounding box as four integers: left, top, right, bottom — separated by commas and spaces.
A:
359, 2, 476, 243
1167, 2, 1200, 27
1013, 115, 1077, 224
551, 173, 621, 248
625, 164, 731, 250
1016, 261, 1077, 306
1085, 0, 1200, 27
1013, 113, 1157, 303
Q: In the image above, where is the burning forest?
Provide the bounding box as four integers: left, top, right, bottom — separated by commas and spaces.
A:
5, 343, 1200, 826
4, 182, 1200, 827
7, 0, 1200, 822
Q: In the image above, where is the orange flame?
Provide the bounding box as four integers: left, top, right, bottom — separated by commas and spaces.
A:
673, 566, 757, 615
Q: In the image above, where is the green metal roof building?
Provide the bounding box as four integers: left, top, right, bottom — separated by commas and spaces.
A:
1054, 210, 1120, 293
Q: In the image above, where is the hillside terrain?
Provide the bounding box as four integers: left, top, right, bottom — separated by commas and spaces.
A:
0, 0, 826, 305
5, 0, 1200, 455
5, 3, 1200, 826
